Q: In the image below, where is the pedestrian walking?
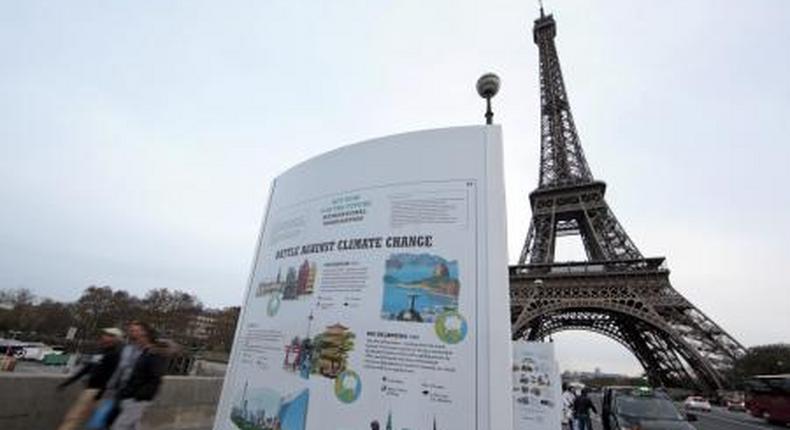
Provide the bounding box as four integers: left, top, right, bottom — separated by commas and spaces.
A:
106, 320, 169, 430
562, 383, 577, 429
56, 328, 123, 430
572, 388, 598, 430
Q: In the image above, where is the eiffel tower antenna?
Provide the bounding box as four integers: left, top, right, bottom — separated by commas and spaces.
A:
538, 0, 545, 17
509, 8, 746, 392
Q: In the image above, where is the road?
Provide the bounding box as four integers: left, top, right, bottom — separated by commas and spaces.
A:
686, 407, 788, 430
8, 360, 68, 374
581, 394, 789, 430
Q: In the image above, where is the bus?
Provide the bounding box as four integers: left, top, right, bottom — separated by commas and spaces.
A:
745, 374, 790, 425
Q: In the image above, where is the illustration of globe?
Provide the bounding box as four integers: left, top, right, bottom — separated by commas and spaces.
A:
267, 294, 281, 317
435, 310, 467, 344
334, 370, 361, 403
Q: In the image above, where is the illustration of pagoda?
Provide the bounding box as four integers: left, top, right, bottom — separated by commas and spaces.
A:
314, 323, 355, 378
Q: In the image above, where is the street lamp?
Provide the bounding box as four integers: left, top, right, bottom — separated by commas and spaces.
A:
476, 73, 501, 125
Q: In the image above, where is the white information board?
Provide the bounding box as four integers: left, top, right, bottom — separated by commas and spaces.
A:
512, 341, 563, 430
214, 126, 512, 430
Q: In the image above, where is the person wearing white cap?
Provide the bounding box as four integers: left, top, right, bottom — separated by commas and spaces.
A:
56, 327, 123, 430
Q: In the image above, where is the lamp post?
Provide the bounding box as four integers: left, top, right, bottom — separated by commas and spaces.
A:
476, 73, 501, 125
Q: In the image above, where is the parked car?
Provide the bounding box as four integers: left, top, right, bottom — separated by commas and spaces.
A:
0, 340, 65, 361
602, 386, 698, 430
683, 396, 712, 412
726, 399, 746, 412
0, 339, 25, 358
19, 343, 64, 361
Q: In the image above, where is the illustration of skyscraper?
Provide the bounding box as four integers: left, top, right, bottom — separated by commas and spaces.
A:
242, 381, 248, 421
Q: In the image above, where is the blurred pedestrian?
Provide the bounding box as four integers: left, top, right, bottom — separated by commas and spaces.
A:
561, 383, 577, 429
572, 388, 597, 430
56, 327, 123, 430
107, 320, 173, 430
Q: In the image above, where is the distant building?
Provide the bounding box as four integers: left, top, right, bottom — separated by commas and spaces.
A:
188, 312, 217, 340
561, 369, 635, 382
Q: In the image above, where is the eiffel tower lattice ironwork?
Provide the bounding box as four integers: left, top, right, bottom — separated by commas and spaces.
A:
509, 9, 746, 391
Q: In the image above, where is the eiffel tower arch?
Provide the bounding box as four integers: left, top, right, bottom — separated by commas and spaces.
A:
509, 9, 746, 391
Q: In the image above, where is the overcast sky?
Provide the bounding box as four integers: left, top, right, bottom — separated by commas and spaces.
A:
2, 1, 789, 375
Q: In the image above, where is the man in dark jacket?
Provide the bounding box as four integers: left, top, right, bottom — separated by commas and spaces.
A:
57, 328, 123, 430
573, 388, 598, 430
109, 320, 169, 430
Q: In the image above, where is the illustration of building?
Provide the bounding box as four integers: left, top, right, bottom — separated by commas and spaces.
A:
256, 268, 284, 297
242, 381, 248, 420
256, 280, 283, 297
369, 411, 439, 430
296, 260, 317, 295
283, 337, 303, 371
282, 267, 298, 300
278, 389, 309, 430
314, 323, 354, 378
231, 386, 308, 430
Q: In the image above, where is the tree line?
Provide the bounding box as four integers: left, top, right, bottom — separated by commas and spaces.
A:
727, 343, 790, 387
3, 287, 787, 384
0, 286, 239, 353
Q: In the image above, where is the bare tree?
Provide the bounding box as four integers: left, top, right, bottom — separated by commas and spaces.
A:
74, 286, 116, 334
141, 288, 202, 342
206, 306, 240, 352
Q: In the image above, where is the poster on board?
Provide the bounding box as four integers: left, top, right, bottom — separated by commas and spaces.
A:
512, 341, 562, 430
213, 126, 512, 430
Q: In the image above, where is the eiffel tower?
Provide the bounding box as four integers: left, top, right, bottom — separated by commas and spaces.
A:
509, 8, 746, 391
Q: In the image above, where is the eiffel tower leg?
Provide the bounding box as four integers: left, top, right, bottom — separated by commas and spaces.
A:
582, 203, 641, 261
519, 212, 555, 264
618, 319, 674, 386
653, 296, 746, 384
518, 222, 536, 265
637, 326, 700, 388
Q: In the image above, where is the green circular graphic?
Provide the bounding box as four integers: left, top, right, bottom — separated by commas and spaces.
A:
334, 370, 361, 404
434, 310, 468, 344
266, 293, 281, 317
